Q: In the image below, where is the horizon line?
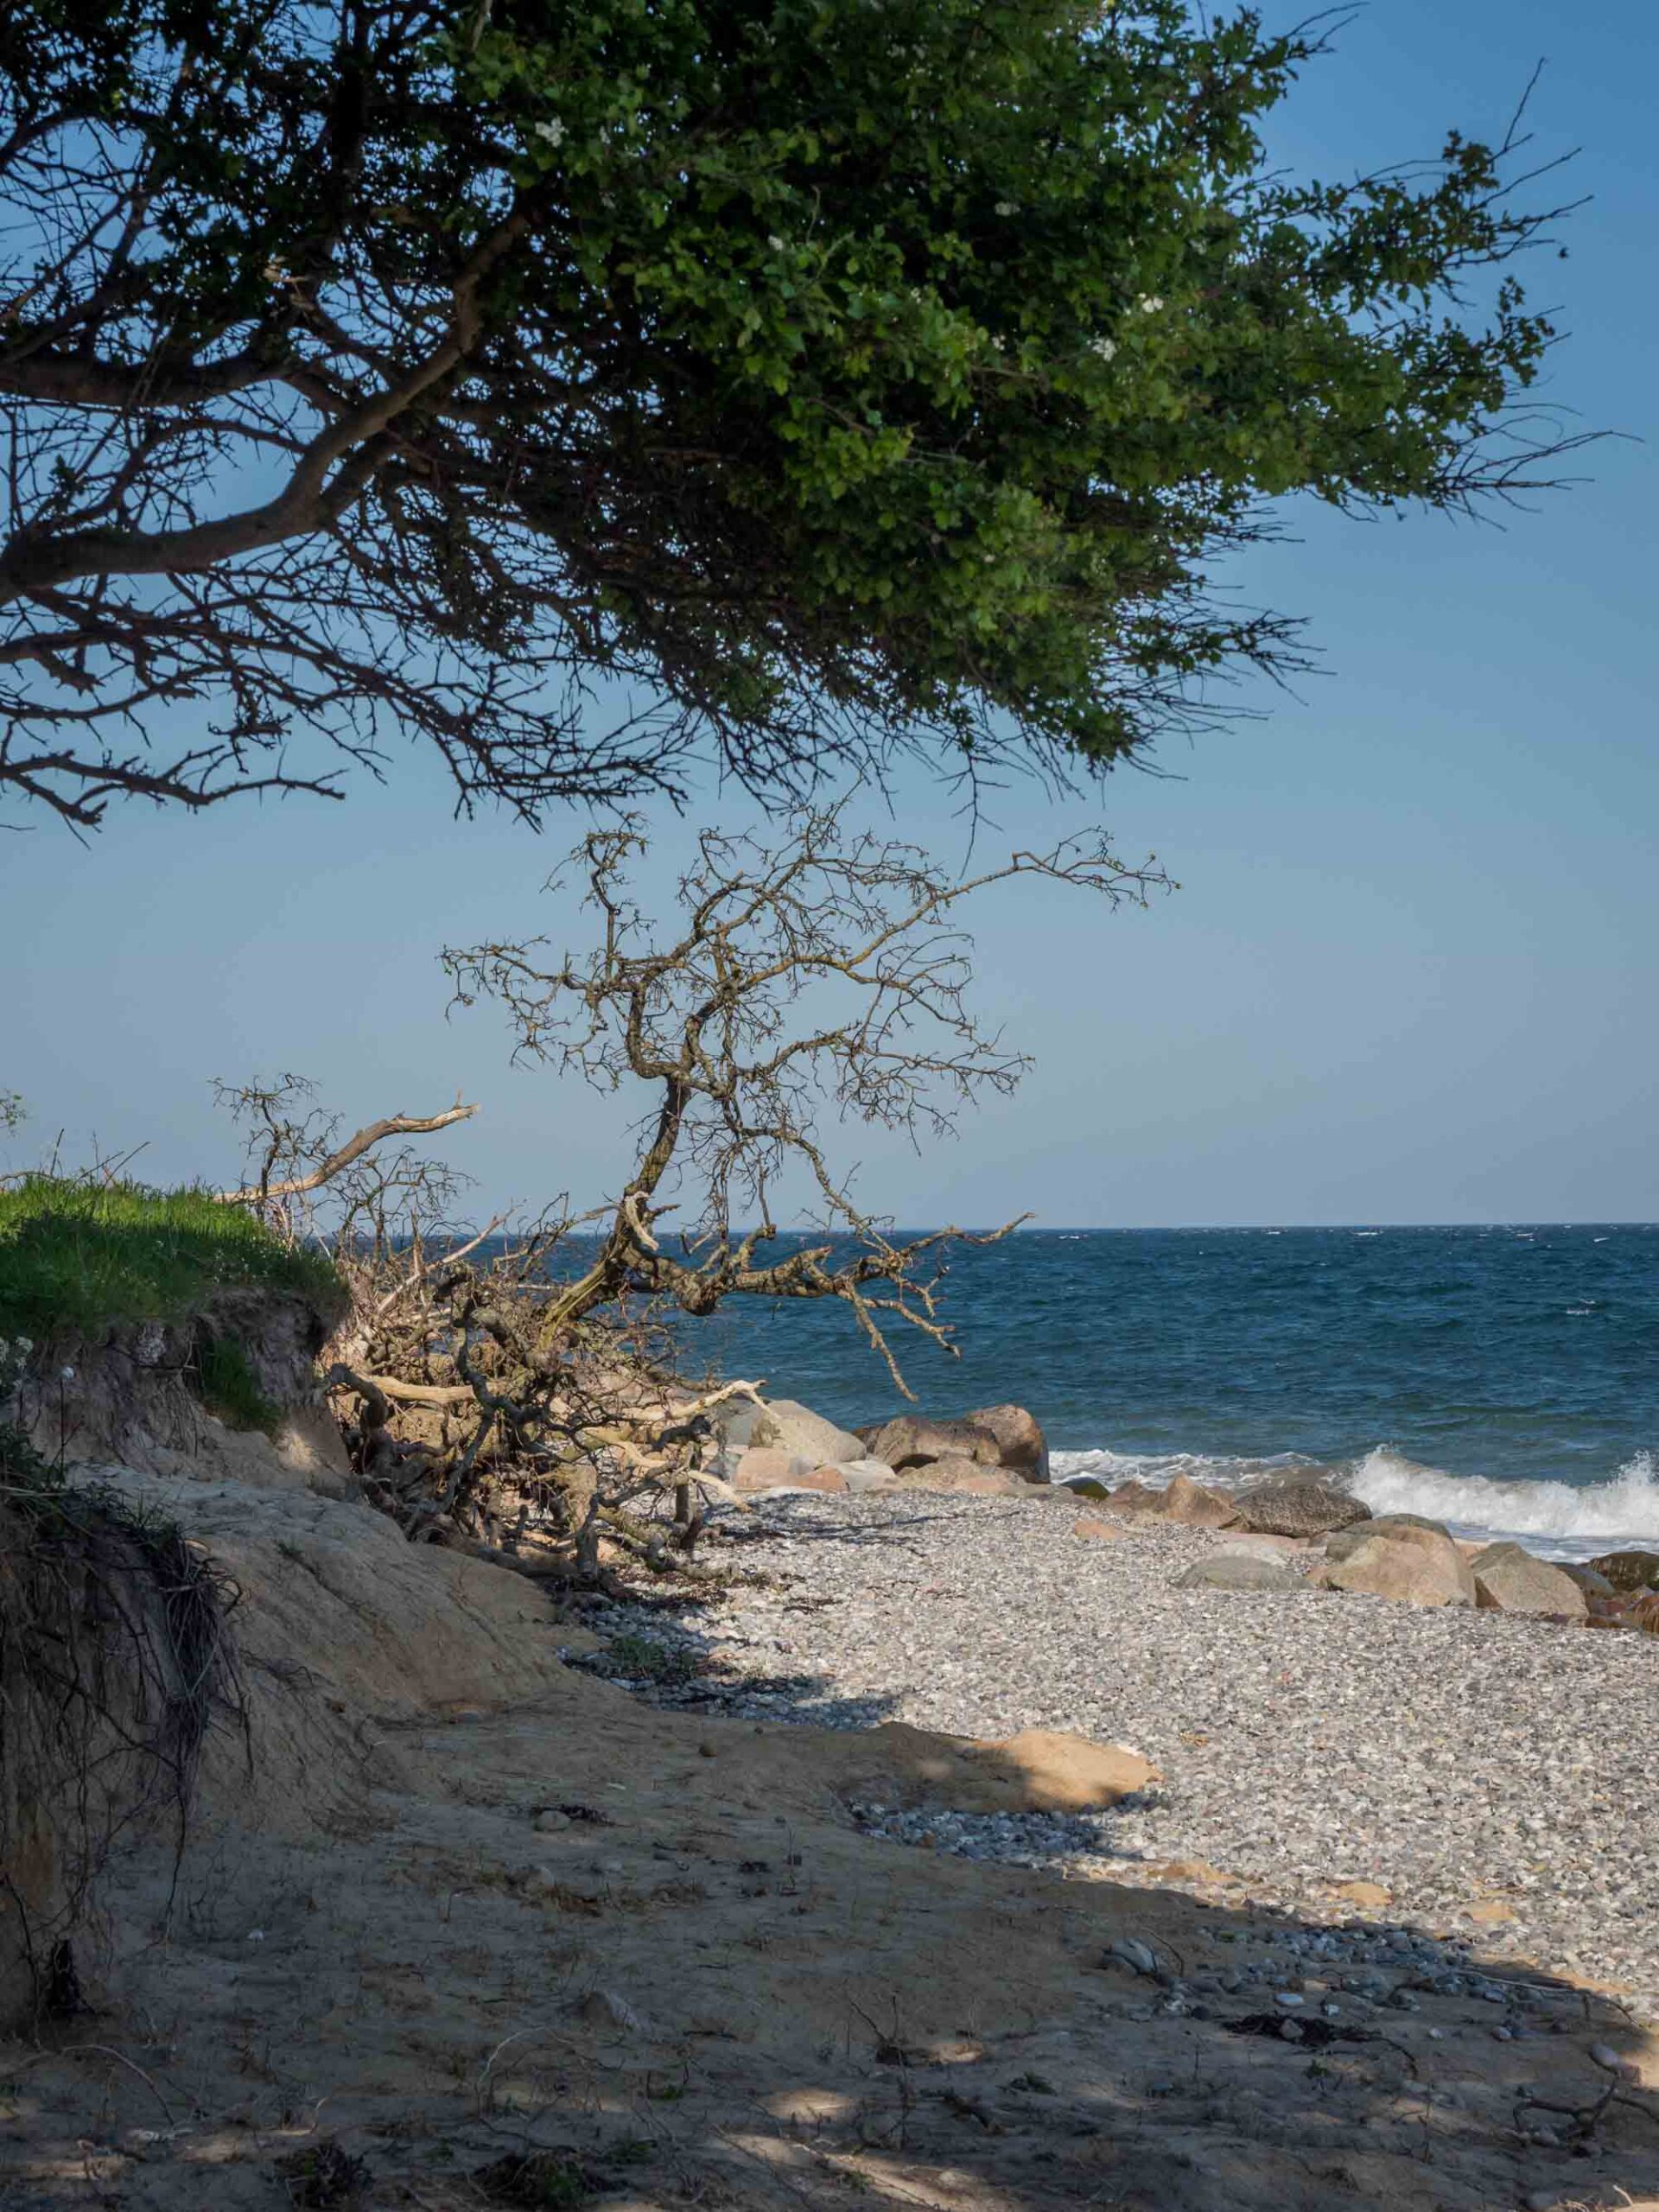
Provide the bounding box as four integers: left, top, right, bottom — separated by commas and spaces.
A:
525, 1218, 1659, 1236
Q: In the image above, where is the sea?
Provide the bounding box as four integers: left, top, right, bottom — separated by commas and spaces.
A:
672, 1224, 1659, 1560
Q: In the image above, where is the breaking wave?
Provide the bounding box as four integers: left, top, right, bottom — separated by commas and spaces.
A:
1049, 1445, 1659, 1559
1348, 1446, 1659, 1552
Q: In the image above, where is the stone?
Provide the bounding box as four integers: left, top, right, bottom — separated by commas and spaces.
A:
964, 1402, 1050, 1484
1560, 1562, 1617, 1599
1071, 1515, 1129, 1541
1583, 1603, 1634, 1631
1214, 1532, 1304, 1560
1325, 1517, 1458, 1565
1154, 1472, 1240, 1528
1105, 1479, 1161, 1514
1368, 1512, 1453, 1536
1321, 1524, 1474, 1608
1587, 1549, 1659, 1592
1236, 1475, 1370, 1538
1470, 1542, 1588, 1620
863, 1413, 1002, 1471
1057, 1475, 1112, 1501
824, 1457, 899, 1496
1108, 1938, 1159, 1978
896, 1457, 1025, 1496
743, 1397, 868, 1466
715, 1399, 768, 1451
1590, 2041, 1638, 2081
790, 1466, 850, 1494
1174, 1553, 1302, 1594
732, 1446, 815, 1492
1465, 1899, 1518, 1926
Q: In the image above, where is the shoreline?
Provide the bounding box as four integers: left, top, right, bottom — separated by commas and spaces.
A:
1045, 1447, 1659, 1565
577, 1487, 1659, 2019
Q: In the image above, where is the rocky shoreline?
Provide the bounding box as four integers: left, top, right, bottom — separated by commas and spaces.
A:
574, 1446, 1659, 2023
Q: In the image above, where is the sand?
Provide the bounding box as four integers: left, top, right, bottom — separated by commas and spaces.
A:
3, 1466, 1657, 2212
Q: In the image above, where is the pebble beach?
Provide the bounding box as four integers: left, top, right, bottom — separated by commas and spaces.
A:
584, 1490, 1659, 2018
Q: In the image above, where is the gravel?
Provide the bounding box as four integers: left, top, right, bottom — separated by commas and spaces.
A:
575, 1491, 1659, 2016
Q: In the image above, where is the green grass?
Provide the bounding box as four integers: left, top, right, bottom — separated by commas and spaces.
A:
0, 1175, 345, 1342
194, 1335, 282, 1437
602, 1633, 702, 1685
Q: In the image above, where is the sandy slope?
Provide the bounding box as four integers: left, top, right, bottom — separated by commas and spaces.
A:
3, 1468, 1657, 2212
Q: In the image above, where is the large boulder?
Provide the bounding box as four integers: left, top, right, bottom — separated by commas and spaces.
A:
862, 1413, 1002, 1471
740, 1398, 868, 1466
733, 1447, 815, 1492
1587, 1549, 1659, 1593
778, 1466, 849, 1494
1156, 1472, 1241, 1528
1471, 1542, 1588, 1620
1175, 1553, 1303, 1594
1325, 1516, 1453, 1564
1320, 1522, 1474, 1608
817, 1457, 900, 1496
964, 1402, 1050, 1484
1561, 1561, 1617, 1600
1236, 1473, 1370, 1538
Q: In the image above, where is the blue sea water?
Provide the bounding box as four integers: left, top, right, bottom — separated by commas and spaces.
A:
675, 1225, 1659, 1557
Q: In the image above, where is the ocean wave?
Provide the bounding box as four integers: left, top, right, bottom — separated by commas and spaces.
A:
1051, 1446, 1319, 1491
1048, 1443, 1659, 1558
1348, 1446, 1659, 1548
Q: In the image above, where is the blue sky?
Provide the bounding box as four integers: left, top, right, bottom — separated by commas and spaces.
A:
5, 2, 1656, 1226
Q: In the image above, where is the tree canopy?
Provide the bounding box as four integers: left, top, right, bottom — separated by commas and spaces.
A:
1, 1, 1576, 829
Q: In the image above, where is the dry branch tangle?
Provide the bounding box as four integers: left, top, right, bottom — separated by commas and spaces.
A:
207, 813, 1142, 1558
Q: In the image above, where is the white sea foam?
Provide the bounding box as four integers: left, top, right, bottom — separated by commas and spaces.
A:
1051, 1446, 1319, 1493
1348, 1446, 1659, 1555
1048, 1444, 1659, 1560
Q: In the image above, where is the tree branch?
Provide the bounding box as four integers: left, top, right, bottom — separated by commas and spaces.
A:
214, 1098, 477, 1205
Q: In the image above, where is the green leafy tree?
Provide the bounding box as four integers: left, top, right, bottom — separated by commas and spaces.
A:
1, 2, 1578, 828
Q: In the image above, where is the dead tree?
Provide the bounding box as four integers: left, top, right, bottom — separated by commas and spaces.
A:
217, 811, 1166, 1568
442, 808, 1163, 1387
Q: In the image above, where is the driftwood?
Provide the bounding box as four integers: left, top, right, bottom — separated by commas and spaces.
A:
327, 1373, 474, 1408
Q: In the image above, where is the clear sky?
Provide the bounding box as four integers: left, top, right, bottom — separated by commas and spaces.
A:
5, 1, 1656, 1227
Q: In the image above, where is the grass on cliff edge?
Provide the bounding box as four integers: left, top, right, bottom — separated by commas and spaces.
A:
0, 1175, 345, 1340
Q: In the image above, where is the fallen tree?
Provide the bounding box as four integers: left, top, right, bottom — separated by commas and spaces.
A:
213, 809, 1162, 1570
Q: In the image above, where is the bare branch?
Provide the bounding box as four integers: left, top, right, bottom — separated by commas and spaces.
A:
214, 1099, 477, 1205
444, 804, 1166, 1391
